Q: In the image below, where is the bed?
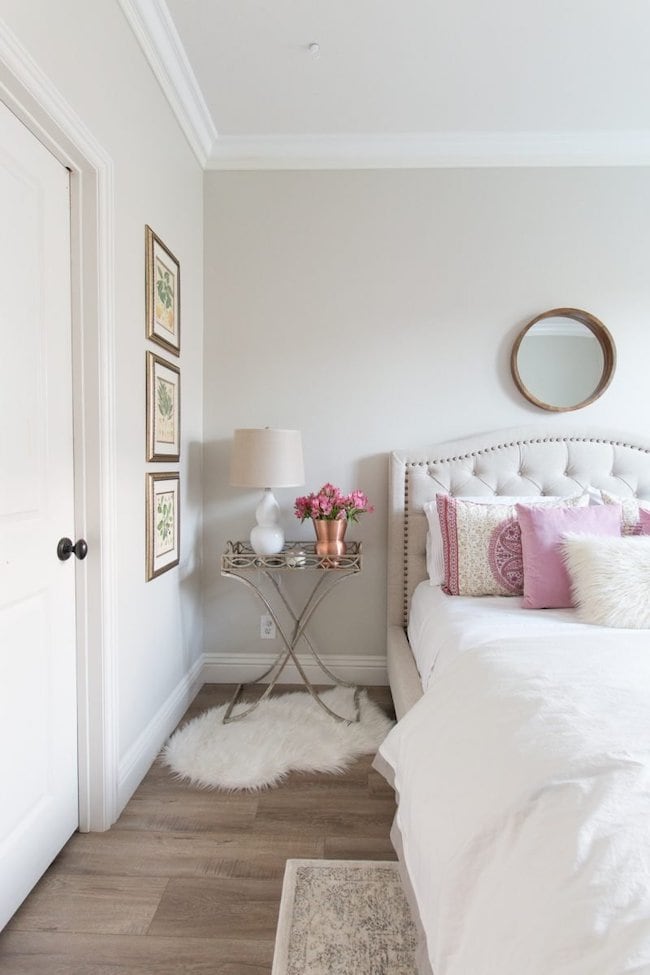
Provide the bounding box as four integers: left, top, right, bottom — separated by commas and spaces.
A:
378, 425, 650, 975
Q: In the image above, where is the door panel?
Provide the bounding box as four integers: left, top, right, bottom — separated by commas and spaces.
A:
0, 99, 77, 929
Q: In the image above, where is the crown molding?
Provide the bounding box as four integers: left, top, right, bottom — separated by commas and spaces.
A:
117, 0, 217, 166
102, 0, 650, 173
206, 130, 650, 171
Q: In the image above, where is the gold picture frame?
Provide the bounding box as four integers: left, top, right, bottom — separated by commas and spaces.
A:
146, 472, 180, 580
146, 351, 180, 462
145, 225, 180, 356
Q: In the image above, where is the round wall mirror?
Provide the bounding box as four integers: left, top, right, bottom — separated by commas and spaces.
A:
511, 308, 616, 412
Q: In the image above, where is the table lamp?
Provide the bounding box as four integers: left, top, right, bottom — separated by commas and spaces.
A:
230, 428, 305, 556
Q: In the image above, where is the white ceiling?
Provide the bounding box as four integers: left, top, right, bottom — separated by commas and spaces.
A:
122, 0, 650, 168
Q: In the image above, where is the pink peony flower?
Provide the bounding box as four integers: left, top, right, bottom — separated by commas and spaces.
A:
294, 483, 374, 523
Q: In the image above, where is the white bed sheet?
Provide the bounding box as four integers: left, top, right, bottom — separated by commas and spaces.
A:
408, 581, 625, 691
381, 589, 650, 975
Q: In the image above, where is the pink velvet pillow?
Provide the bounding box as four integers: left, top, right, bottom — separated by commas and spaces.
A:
639, 508, 650, 534
516, 503, 622, 609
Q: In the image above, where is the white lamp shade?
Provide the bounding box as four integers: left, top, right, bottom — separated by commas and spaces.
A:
230, 428, 305, 488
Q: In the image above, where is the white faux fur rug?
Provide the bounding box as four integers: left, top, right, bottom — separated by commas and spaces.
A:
162, 687, 394, 791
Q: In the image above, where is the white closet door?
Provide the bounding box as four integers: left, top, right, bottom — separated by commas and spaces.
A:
0, 99, 78, 929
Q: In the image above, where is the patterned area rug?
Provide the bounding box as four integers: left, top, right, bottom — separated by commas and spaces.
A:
272, 859, 418, 975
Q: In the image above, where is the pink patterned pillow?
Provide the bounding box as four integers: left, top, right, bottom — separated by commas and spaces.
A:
516, 503, 622, 609
639, 508, 650, 534
436, 494, 587, 597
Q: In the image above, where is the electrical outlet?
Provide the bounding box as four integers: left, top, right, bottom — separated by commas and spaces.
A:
260, 614, 276, 639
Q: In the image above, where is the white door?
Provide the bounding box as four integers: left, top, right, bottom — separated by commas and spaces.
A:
0, 100, 78, 929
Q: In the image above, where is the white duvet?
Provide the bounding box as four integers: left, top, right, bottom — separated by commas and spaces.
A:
379, 609, 650, 974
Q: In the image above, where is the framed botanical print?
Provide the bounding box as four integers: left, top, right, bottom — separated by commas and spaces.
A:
146, 351, 180, 461
146, 472, 180, 580
145, 225, 180, 356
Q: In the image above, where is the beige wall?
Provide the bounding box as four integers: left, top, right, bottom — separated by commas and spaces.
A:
203, 167, 650, 667
1, 1, 204, 771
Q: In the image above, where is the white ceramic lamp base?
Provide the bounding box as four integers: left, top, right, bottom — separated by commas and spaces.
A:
250, 487, 284, 556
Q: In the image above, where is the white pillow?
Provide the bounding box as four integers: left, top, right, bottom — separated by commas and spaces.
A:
563, 534, 650, 628
583, 486, 606, 505
423, 493, 587, 586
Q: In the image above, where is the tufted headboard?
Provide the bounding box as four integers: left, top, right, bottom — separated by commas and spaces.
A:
388, 425, 650, 633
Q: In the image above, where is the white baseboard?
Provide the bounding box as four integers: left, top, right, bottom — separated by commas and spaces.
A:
202, 651, 388, 687
116, 655, 204, 815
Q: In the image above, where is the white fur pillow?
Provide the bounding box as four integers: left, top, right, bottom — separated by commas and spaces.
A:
563, 534, 650, 628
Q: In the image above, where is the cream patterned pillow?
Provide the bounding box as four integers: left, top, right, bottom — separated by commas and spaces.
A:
563, 534, 650, 628
601, 490, 650, 534
435, 493, 588, 597
424, 495, 551, 587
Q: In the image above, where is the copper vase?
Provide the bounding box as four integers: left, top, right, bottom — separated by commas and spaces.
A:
313, 518, 347, 566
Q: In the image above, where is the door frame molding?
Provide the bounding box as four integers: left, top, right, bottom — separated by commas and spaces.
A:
0, 21, 118, 830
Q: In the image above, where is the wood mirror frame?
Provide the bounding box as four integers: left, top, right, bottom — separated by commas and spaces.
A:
511, 307, 616, 413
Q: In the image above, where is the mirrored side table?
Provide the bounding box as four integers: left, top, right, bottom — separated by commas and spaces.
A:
220, 540, 363, 724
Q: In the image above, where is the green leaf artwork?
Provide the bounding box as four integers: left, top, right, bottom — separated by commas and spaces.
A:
156, 264, 174, 310
156, 494, 174, 546
157, 378, 174, 419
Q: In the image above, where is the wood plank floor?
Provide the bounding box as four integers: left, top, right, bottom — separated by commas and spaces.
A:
0, 684, 396, 974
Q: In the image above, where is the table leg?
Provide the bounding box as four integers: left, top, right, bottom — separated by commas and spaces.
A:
267, 570, 359, 689
220, 567, 361, 724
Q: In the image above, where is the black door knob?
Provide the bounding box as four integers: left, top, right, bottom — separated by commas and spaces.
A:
57, 537, 88, 562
